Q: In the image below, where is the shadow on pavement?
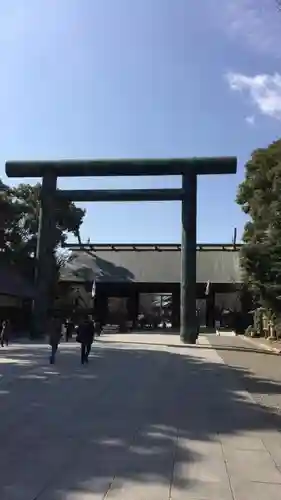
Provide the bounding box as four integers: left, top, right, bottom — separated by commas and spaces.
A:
0, 341, 281, 498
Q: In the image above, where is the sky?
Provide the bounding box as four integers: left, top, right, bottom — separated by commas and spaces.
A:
1, 0, 281, 244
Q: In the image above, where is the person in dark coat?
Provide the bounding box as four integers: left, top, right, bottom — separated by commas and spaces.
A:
77, 316, 95, 364
48, 316, 62, 364
195, 308, 200, 342
94, 320, 102, 337
65, 319, 74, 342
1, 320, 11, 347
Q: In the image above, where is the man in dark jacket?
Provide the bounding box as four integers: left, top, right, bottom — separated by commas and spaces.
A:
48, 316, 62, 364
65, 319, 74, 342
77, 316, 95, 364
1, 320, 11, 347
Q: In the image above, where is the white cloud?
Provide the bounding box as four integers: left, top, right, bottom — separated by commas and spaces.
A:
245, 115, 255, 125
211, 0, 281, 57
226, 72, 281, 120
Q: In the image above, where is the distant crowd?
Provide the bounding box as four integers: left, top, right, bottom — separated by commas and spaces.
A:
0, 316, 102, 365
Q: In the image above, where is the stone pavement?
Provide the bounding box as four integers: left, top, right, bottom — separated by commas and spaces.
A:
242, 335, 281, 354
0, 333, 281, 499
207, 333, 281, 416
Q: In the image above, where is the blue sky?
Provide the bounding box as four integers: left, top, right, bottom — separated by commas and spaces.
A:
1, 0, 281, 243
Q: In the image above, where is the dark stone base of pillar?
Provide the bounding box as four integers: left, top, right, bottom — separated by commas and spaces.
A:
181, 337, 197, 345
180, 329, 198, 344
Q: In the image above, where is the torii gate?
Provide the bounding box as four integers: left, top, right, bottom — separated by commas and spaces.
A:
5, 157, 237, 343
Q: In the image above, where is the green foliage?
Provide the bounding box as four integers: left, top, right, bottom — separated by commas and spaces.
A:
0, 181, 85, 273
237, 140, 281, 313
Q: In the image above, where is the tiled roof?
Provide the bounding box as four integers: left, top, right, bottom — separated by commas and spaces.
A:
61, 245, 242, 284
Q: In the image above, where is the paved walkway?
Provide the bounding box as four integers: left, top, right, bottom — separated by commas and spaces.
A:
242, 335, 281, 354
208, 333, 281, 415
0, 333, 281, 499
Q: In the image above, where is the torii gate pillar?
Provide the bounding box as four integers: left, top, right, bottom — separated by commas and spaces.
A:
181, 171, 197, 343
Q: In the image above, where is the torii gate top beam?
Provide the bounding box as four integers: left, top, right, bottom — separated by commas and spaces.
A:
5, 156, 237, 178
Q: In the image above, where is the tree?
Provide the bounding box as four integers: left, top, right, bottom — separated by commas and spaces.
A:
0, 184, 13, 251
1, 182, 85, 276
236, 139, 281, 314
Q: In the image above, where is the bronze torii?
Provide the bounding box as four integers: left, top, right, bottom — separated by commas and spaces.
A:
5, 157, 237, 343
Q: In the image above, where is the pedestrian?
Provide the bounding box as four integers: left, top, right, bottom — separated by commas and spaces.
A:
1, 320, 11, 347
195, 308, 200, 341
48, 315, 62, 364
76, 316, 95, 364
65, 318, 74, 342
94, 320, 101, 337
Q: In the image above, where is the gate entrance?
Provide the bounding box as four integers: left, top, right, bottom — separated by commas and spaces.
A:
5, 157, 236, 343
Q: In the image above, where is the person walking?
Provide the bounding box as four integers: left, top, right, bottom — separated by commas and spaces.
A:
94, 320, 102, 337
48, 315, 62, 364
65, 318, 74, 342
195, 308, 200, 342
1, 320, 11, 347
76, 316, 95, 364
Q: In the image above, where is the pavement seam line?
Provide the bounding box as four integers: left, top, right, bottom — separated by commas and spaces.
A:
219, 439, 236, 500
102, 342, 175, 499
261, 437, 281, 477
241, 335, 281, 354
